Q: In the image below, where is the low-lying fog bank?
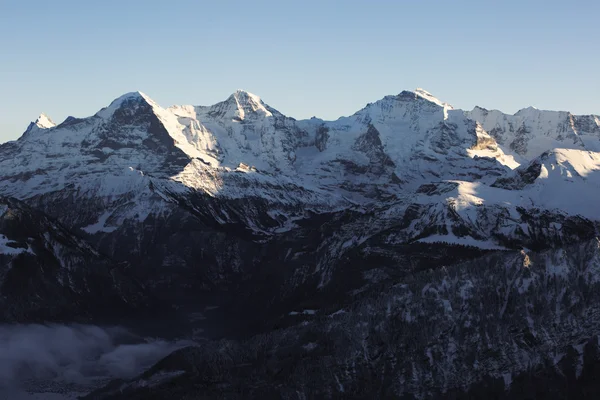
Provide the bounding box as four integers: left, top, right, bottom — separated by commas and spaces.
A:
0, 324, 193, 398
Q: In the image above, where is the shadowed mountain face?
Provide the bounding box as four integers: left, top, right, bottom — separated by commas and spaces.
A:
2, 89, 600, 398
0, 197, 161, 324
84, 239, 600, 400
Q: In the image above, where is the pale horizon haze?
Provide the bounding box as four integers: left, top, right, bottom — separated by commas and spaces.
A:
1, 0, 599, 142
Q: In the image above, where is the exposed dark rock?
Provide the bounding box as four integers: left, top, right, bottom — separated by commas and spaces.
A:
0, 197, 167, 324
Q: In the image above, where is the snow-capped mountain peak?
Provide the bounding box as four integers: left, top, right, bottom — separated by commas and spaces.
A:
3, 88, 600, 260
513, 105, 542, 118
224, 89, 274, 119
231, 89, 262, 103
176, 89, 279, 124
22, 112, 56, 136
5, 90, 600, 400
467, 104, 600, 161
413, 88, 454, 110
34, 113, 56, 129
95, 91, 156, 119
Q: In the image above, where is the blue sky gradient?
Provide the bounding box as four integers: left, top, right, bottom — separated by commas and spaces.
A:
1, 0, 599, 142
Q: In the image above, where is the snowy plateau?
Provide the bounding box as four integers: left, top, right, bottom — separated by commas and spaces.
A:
1, 88, 600, 398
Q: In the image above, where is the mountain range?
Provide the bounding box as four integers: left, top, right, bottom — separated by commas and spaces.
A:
2, 88, 600, 398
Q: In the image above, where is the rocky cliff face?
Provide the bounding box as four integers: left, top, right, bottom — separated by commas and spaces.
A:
84, 239, 600, 399
2, 88, 600, 398
0, 197, 159, 323
467, 106, 600, 160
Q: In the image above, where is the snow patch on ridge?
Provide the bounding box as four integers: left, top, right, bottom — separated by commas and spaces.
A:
82, 211, 117, 234
0, 234, 31, 255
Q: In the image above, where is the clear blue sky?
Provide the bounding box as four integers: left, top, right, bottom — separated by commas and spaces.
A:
1, 0, 599, 142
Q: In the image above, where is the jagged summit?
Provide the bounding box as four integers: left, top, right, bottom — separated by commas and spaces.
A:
515, 105, 541, 115
34, 113, 56, 129
109, 91, 152, 106
118, 90, 151, 102
466, 103, 600, 159
10, 89, 600, 179
413, 88, 454, 109
95, 91, 156, 119
0, 89, 600, 255
472, 105, 490, 113
22, 112, 56, 135
227, 89, 273, 117
193, 89, 276, 121
387, 88, 454, 110
231, 89, 260, 101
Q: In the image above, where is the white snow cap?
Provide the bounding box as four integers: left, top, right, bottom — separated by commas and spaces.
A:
110, 91, 153, 106
230, 89, 265, 105
515, 106, 540, 116
413, 88, 454, 109
227, 89, 273, 118
95, 91, 155, 119
34, 113, 56, 129
233, 89, 258, 98
23, 112, 56, 135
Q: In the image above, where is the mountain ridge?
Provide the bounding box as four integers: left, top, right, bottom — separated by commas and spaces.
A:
4, 88, 600, 398
3, 88, 600, 241
16, 88, 599, 135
